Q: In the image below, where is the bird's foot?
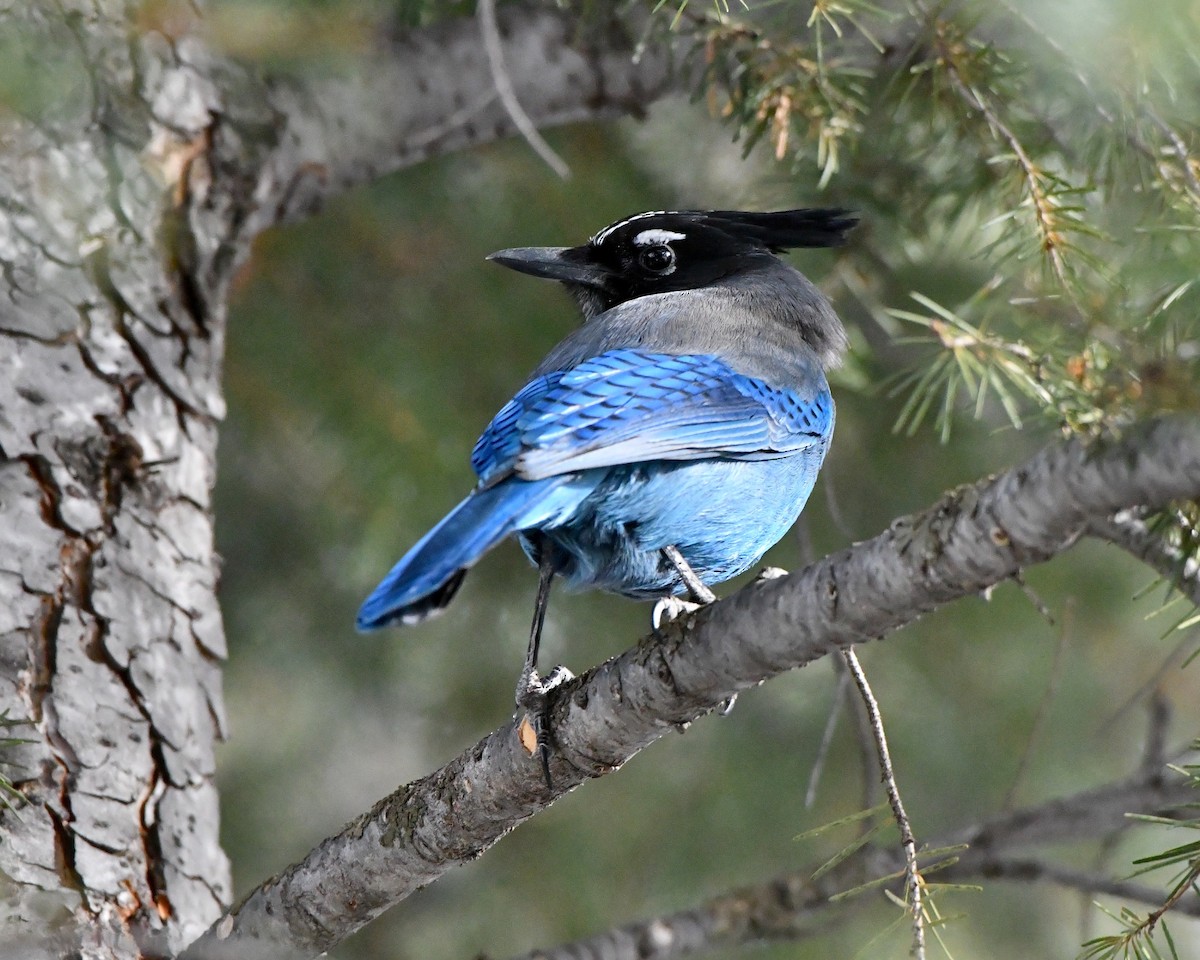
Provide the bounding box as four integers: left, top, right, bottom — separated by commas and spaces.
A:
651, 596, 739, 715
651, 595, 703, 635
515, 665, 574, 790
648, 600, 729, 710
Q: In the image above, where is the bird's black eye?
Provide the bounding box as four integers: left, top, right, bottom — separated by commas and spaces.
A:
638, 244, 676, 274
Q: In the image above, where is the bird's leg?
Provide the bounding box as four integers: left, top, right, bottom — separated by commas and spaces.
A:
652, 544, 714, 630
663, 543, 717, 604
517, 557, 554, 701
515, 556, 572, 790
656, 544, 738, 716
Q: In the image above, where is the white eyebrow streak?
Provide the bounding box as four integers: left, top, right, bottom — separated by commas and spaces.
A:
591, 210, 675, 245
632, 228, 686, 247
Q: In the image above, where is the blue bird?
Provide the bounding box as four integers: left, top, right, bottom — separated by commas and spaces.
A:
358, 208, 855, 779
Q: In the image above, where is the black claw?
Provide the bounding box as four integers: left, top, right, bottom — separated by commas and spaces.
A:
517, 688, 557, 791
537, 717, 554, 791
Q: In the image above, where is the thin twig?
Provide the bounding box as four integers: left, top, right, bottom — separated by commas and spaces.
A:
968, 857, 1200, 917
937, 39, 1071, 290
842, 652, 883, 815
478, 0, 572, 180
1147, 106, 1200, 201
1012, 570, 1056, 626
841, 648, 925, 960
1099, 630, 1199, 735
1002, 596, 1073, 810
406, 88, 500, 151
822, 465, 854, 541
1140, 692, 1171, 775
805, 666, 850, 809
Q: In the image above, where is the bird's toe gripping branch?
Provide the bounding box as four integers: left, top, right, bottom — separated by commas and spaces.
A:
650, 595, 704, 634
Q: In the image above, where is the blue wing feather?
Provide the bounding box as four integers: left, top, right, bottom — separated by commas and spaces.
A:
471, 349, 832, 483
356, 474, 593, 629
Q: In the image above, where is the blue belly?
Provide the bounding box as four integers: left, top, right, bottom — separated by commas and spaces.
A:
518, 447, 827, 598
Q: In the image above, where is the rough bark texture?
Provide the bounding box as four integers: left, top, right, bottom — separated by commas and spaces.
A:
180, 415, 1200, 960
0, 3, 232, 957
0, 3, 678, 957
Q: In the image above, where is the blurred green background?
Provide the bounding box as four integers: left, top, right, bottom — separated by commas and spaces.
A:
210, 2, 1200, 957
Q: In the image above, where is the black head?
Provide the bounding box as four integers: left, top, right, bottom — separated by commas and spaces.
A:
488, 208, 857, 319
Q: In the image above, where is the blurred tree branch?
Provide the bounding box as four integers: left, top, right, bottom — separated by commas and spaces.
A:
1090, 510, 1200, 607
502, 748, 1200, 960
208, 2, 681, 238
180, 414, 1200, 960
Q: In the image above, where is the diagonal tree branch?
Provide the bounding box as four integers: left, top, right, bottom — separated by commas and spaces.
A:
501, 756, 1200, 960
179, 414, 1200, 960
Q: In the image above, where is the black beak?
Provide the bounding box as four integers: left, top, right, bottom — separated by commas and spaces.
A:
487, 246, 609, 287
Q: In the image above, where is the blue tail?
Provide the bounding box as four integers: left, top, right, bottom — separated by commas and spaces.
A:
356, 476, 584, 631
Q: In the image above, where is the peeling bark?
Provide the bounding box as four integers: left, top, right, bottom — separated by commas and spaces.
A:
0, 3, 231, 957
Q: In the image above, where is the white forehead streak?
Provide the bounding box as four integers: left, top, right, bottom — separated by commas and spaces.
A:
591, 210, 675, 245
633, 228, 686, 247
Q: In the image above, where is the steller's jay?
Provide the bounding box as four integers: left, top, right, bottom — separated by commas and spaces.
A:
358, 208, 855, 782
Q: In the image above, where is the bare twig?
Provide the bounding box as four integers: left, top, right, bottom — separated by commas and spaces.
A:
1002, 596, 1073, 810
936, 34, 1073, 289
1100, 635, 1198, 740
404, 88, 499, 151
840, 652, 884, 815
805, 666, 849, 809
823, 464, 854, 540
964, 857, 1200, 917
478, 0, 571, 180
664, 544, 719, 604
1147, 106, 1200, 202
841, 648, 925, 959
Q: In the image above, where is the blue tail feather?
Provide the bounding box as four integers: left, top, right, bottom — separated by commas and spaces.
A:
356, 476, 585, 631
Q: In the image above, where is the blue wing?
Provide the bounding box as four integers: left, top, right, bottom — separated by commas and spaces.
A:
471, 350, 833, 484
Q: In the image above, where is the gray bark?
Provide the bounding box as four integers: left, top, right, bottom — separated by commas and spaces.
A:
179, 415, 1200, 960
0, 3, 677, 957
0, 4, 231, 957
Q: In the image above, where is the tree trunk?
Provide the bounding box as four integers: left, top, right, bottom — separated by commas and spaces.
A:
0, 3, 231, 957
